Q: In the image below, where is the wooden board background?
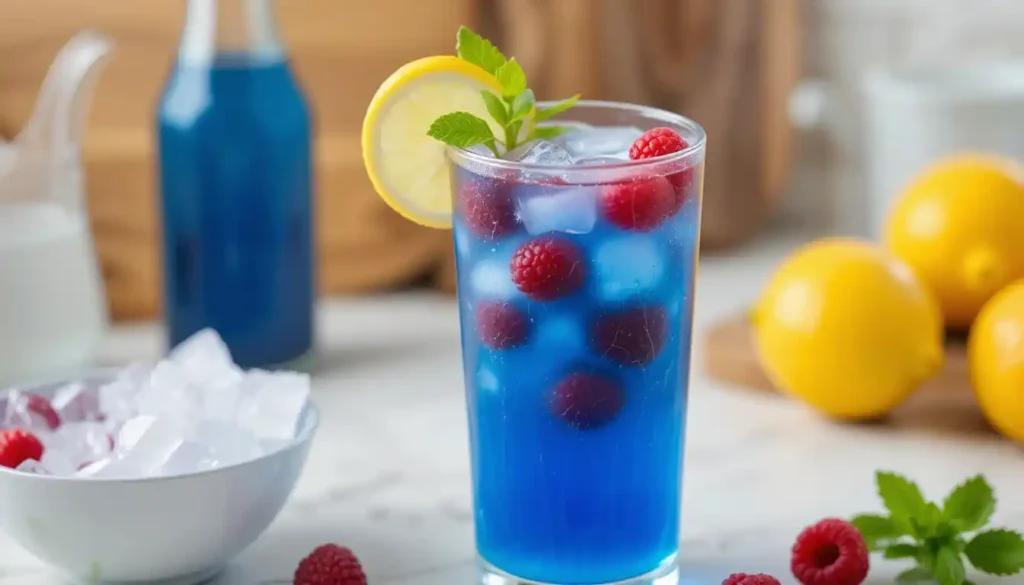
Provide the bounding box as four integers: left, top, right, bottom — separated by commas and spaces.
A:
0, 0, 470, 321
484, 0, 803, 249
0, 0, 801, 321
702, 314, 996, 437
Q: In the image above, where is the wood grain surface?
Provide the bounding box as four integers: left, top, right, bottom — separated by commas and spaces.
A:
702, 313, 996, 437
484, 0, 803, 250
0, 0, 469, 320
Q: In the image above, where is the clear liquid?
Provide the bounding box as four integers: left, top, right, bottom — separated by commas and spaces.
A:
453, 160, 702, 584
157, 54, 314, 368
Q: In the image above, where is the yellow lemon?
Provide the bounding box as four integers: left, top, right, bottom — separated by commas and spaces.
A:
884, 153, 1024, 330
752, 239, 944, 420
362, 56, 503, 228
968, 280, 1024, 443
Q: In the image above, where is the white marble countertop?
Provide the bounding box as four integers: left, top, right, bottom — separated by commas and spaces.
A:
1, 226, 1021, 585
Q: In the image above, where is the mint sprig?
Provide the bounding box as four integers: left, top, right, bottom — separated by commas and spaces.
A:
536, 94, 580, 122
851, 471, 1024, 585
426, 26, 581, 155
455, 26, 506, 76
426, 112, 500, 156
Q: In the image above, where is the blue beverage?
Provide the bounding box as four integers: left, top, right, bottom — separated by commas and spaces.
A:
451, 103, 705, 585
157, 0, 314, 368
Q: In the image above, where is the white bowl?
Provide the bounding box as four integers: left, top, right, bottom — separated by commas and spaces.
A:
0, 371, 319, 584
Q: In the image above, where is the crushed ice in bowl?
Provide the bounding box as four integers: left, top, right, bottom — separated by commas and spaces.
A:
2, 328, 311, 479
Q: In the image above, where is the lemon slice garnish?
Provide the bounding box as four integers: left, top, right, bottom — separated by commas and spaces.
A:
361, 56, 502, 228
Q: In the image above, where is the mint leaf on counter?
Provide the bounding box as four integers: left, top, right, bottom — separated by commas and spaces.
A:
897, 566, 935, 583
965, 529, 1024, 576
456, 26, 507, 75
912, 502, 945, 538
851, 513, 901, 549
936, 547, 967, 585
427, 112, 499, 155
884, 543, 920, 559
850, 471, 1020, 585
943, 475, 996, 532
877, 471, 929, 531
851, 514, 901, 540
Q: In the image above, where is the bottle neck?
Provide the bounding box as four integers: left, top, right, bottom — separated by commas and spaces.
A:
179, 0, 283, 63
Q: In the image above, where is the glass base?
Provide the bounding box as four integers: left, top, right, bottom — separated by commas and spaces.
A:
479, 555, 679, 585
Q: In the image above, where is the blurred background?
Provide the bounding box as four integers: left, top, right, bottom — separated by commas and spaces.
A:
5, 0, 1024, 319
8, 0, 793, 320
4, 0, 1024, 431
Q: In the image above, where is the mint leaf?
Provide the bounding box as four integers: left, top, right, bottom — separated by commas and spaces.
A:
943, 475, 995, 532
878, 471, 930, 529
912, 503, 945, 538
507, 120, 523, 145
456, 26, 507, 76
534, 125, 571, 140
480, 90, 509, 126
443, 27, 579, 152
427, 112, 498, 153
496, 58, 527, 99
965, 529, 1024, 575
535, 94, 581, 122
510, 89, 535, 122
885, 544, 920, 559
934, 520, 964, 542
917, 544, 938, 572
852, 513, 901, 547
935, 547, 966, 585
897, 566, 934, 583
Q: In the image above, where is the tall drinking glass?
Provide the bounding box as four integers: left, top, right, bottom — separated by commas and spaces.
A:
450, 101, 706, 585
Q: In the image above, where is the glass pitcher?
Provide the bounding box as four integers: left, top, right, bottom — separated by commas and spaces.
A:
0, 32, 114, 386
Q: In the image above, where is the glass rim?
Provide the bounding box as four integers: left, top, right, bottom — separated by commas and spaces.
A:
447, 99, 707, 175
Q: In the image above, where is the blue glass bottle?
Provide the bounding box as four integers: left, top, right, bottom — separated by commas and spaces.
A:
157, 0, 315, 368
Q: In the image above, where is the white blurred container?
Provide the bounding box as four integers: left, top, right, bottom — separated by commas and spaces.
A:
863, 61, 1024, 239
789, 61, 1024, 239
789, 0, 1024, 238
0, 197, 108, 385
0, 32, 114, 385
